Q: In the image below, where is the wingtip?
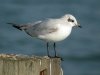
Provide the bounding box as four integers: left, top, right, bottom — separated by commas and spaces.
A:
12, 25, 22, 31
6, 22, 16, 25
7, 22, 22, 31
6, 23, 12, 24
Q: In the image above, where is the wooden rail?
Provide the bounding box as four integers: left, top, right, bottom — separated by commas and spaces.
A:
0, 54, 63, 75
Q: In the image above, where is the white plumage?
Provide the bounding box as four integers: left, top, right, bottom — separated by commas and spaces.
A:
7, 14, 81, 58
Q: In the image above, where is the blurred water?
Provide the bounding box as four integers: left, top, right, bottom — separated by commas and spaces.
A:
0, 0, 100, 75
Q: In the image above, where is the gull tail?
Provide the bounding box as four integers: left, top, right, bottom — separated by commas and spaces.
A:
7, 23, 24, 31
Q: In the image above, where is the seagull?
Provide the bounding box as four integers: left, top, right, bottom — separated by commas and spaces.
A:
7, 14, 81, 58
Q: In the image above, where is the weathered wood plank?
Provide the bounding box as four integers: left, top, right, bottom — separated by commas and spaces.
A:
0, 54, 63, 75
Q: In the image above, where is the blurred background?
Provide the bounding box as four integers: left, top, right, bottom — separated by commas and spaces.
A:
0, 0, 100, 75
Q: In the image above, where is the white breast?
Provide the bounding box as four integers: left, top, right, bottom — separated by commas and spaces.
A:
38, 24, 72, 42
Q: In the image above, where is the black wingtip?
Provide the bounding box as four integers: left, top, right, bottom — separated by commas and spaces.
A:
7, 23, 22, 31
12, 25, 22, 31
7, 23, 14, 24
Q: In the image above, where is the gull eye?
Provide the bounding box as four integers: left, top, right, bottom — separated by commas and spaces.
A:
68, 18, 74, 22
71, 20, 74, 22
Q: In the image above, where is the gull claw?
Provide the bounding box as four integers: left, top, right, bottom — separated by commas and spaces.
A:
48, 55, 64, 61
55, 56, 64, 61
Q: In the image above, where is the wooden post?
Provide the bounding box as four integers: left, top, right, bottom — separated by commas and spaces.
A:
0, 54, 63, 75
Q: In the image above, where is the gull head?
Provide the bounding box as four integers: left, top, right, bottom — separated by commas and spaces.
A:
62, 14, 81, 28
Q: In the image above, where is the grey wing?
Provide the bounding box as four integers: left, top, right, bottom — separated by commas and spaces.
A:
25, 20, 58, 37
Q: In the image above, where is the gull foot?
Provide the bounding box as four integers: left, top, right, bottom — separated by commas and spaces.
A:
47, 55, 64, 61
54, 56, 64, 61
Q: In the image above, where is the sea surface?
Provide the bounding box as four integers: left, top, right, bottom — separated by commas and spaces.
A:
0, 0, 100, 75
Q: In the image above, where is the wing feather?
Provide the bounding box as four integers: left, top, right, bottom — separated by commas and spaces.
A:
25, 19, 58, 37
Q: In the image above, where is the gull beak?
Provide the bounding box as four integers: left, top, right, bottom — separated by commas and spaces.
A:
77, 23, 82, 28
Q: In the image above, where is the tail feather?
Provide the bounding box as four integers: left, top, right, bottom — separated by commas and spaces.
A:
7, 23, 23, 31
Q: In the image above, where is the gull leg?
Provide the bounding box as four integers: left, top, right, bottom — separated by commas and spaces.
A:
53, 42, 63, 60
53, 42, 57, 57
47, 42, 50, 57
